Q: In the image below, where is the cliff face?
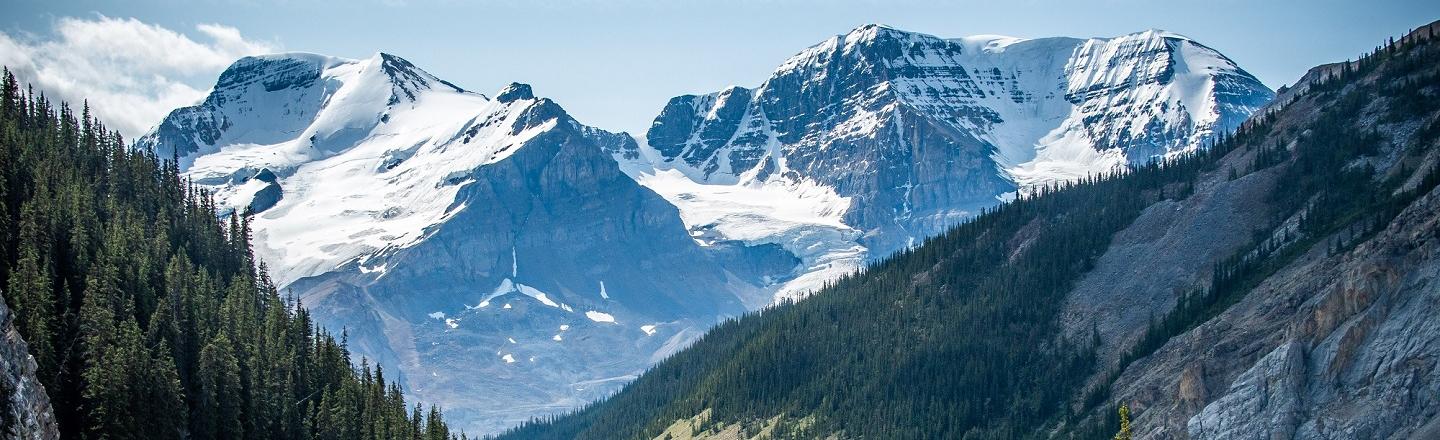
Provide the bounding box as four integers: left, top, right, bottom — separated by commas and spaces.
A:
1103, 176, 1440, 439
1065, 22, 1440, 439
0, 293, 58, 440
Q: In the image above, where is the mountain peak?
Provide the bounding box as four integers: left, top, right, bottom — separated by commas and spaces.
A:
496, 82, 535, 103
370, 52, 465, 100
839, 23, 932, 48
846, 23, 900, 37
1127, 28, 1191, 41
213, 52, 334, 92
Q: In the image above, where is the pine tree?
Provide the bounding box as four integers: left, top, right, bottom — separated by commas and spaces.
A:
198, 334, 243, 440
7, 226, 54, 377
1113, 404, 1132, 440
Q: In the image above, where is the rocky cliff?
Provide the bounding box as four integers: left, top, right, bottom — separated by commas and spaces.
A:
1065, 21, 1440, 439
0, 293, 58, 440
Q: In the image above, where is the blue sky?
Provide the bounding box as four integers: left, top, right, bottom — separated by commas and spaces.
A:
2, 0, 1436, 137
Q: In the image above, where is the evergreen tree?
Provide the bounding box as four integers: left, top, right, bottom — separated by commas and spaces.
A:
1113, 404, 1132, 440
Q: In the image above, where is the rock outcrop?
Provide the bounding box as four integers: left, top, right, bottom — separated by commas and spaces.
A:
0, 292, 59, 440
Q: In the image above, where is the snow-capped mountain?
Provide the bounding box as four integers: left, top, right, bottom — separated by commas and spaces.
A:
137, 24, 1271, 434
624, 25, 1273, 300
136, 52, 789, 434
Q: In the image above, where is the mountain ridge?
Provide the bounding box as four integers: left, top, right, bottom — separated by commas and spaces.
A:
625, 24, 1272, 301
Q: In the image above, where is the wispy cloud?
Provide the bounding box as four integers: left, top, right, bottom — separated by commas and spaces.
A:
0, 16, 278, 139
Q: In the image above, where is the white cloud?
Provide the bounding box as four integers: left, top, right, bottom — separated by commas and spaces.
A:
0, 16, 277, 139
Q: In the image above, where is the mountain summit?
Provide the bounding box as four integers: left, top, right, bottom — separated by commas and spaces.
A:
624, 25, 1273, 301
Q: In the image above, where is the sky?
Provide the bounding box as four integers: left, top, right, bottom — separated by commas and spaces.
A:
1, 0, 1436, 139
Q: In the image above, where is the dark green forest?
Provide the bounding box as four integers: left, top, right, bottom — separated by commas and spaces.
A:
0, 69, 458, 439
500, 26, 1440, 440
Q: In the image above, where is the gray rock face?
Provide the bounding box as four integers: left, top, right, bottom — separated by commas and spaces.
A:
0, 292, 59, 440
1186, 342, 1307, 440
1167, 185, 1440, 440
496, 82, 534, 103
246, 180, 282, 213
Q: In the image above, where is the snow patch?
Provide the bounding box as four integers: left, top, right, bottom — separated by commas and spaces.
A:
585, 311, 616, 323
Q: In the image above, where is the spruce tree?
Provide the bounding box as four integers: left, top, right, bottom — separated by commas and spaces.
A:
1113, 404, 1132, 440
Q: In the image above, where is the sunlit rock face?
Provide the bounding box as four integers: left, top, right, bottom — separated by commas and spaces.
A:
631, 24, 1272, 301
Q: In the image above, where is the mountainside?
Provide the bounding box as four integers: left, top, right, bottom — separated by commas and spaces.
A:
502, 22, 1440, 439
625, 25, 1273, 301
136, 53, 787, 434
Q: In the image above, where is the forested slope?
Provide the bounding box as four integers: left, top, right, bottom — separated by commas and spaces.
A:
0, 69, 457, 439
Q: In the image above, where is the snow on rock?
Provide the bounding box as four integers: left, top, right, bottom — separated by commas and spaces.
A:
137, 52, 557, 287
625, 24, 1272, 302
